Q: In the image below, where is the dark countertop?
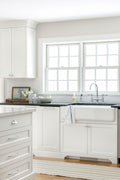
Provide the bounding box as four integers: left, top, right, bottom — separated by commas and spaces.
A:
0, 101, 117, 107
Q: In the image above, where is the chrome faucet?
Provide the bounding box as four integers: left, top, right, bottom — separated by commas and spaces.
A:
89, 83, 99, 102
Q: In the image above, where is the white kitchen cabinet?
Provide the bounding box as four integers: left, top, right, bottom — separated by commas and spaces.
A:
61, 124, 87, 155
88, 125, 117, 161
0, 27, 36, 78
33, 106, 60, 155
0, 29, 11, 77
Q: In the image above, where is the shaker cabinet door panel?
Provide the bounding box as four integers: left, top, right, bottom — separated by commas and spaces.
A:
0, 29, 11, 77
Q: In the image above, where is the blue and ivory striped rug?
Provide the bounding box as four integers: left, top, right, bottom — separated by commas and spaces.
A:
33, 159, 120, 180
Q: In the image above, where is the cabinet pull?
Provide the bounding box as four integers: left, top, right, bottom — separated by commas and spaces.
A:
8, 170, 18, 176
8, 153, 19, 158
8, 136, 19, 141
11, 120, 18, 125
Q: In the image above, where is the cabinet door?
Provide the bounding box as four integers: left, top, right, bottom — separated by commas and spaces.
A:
88, 125, 117, 157
11, 28, 27, 78
0, 29, 11, 77
41, 107, 59, 152
61, 124, 87, 155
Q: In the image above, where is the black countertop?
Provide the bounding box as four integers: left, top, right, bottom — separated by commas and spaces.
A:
0, 101, 118, 107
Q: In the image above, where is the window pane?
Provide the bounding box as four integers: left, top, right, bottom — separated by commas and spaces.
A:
58, 70, 67, 80
108, 56, 118, 66
59, 46, 68, 56
48, 70, 57, 80
85, 81, 95, 91
108, 43, 118, 55
59, 81, 67, 91
48, 81, 57, 91
85, 44, 96, 55
107, 69, 118, 80
108, 81, 118, 91
96, 69, 106, 80
97, 44, 107, 55
97, 56, 107, 66
85, 69, 95, 80
69, 81, 78, 91
49, 58, 58, 67
70, 45, 79, 56
59, 57, 68, 67
85, 56, 96, 67
69, 70, 78, 80
96, 81, 106, 91
48, 46, 58, 56
70, 57, 78, 67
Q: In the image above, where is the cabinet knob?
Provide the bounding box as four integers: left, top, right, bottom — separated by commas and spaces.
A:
11, 120, 18, 125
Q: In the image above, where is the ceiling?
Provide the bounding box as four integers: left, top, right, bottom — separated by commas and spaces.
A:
0, 0, 120, 22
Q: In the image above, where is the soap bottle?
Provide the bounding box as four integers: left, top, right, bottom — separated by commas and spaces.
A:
72, 93, 76, 103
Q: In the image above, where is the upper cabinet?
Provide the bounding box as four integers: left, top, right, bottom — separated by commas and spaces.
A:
0, 21, 37, 78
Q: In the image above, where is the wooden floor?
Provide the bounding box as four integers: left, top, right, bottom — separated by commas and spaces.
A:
35, 174, 86, 180
34, 156, 120, 180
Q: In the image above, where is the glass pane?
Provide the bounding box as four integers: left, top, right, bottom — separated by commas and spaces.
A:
48, 70, 57, 80
69, 70, 78, 80
59, 46, 68, 56
96, 69, 106, 80
70, 45, 79, 56
85, 81, 95, 91
108, 81, 118, 92
48, 81, 57, 91
96, 81, 106, 91
48, 46, 58, 57
85, 44, 96, 55
59, 81, 67, 91
97, 44, 107, 55
85, 56, 96, 67
108, 56, 118, 66
69, 81, 78, 91
85, 69, 95, 80
59, 57, 68, 67
107, 69, 118, 80
108, 43, 118, 55
70, 57, 78, 67
97, 56, 107, 66
58, 70, 67, 80
49, 58, 58, 67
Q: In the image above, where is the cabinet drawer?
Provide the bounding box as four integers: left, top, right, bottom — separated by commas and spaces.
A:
0, 113, 32, 132
0, 158, 32, 180
0, 142, 31, 164
0, 127, 31, 147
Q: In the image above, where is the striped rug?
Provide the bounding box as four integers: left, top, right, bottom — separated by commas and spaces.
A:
33, 159, 120, 180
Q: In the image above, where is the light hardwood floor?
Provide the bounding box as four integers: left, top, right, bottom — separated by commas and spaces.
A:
34, 156, 120, 180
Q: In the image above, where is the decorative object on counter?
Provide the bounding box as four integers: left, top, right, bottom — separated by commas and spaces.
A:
12, 87, 30, 102
38, 95, 52, 103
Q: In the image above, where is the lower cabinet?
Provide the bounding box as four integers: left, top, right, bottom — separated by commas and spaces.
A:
33, 107, 59, 154
61, 124, 87, 155
61, 123, 117, 163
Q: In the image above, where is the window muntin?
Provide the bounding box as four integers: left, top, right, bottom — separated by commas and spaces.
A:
83, 42, 119, 92
46, 44, 80, 92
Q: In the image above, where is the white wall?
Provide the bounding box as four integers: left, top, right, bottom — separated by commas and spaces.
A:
5, 16, 120, 102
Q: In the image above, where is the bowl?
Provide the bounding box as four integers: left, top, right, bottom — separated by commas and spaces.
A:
38, 95, 52, 103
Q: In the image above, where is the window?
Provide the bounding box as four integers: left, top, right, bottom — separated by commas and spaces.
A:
45, 41, 120, 94
46, 44, 80, 92
83, 42, 119, 92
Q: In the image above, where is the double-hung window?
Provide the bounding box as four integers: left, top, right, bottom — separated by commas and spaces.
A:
83, 42, 119, 92
46, 44, 80, 92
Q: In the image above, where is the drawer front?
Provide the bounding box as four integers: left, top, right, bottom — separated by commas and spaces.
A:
0, 143, 31, 164
0, 113, 32, 132
0, 158, 32, 180
0, 127, 31, 147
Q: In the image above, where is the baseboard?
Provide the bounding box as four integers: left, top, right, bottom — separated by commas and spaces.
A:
19, 173, 35, 180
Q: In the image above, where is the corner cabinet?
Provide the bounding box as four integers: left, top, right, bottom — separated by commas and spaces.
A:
0, 27, 36, 78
